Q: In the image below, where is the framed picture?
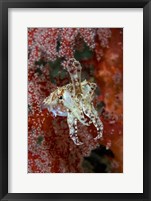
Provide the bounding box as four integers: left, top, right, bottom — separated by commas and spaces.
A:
0, 0, 150, 200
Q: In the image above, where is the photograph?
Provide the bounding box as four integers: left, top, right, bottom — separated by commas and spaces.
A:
28, 28, 123, 173
1, 0, 151, 199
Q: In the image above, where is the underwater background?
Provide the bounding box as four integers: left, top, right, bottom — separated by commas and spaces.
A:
28, 28, 123, 173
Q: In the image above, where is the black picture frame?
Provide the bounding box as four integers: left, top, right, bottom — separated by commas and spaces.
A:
0, 0, 150, 200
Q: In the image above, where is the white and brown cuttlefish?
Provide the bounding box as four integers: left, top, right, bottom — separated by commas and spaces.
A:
42, 58, 103, 145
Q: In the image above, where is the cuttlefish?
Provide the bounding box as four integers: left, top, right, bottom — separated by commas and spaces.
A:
42, 58, 103, 145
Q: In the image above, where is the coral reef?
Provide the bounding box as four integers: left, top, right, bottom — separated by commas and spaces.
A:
28, 28, 123, 173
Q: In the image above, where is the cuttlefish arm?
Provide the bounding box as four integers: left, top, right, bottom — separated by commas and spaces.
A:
64, 58, 82, 96
63, 90, 89, 126
80, 81, 103, 139
67, 111, 83, 145
82, 101, 103, 140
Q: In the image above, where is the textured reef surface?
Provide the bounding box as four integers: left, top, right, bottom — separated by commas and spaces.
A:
28, 28, 123, 173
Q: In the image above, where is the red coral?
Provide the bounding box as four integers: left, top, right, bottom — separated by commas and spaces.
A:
28, 28, 98, 67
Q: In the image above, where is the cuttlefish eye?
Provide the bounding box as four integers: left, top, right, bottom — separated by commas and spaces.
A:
59, 96, 63, 99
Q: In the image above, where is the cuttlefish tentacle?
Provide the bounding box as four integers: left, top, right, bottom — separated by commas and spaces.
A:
64, 59, 82, 96
93, 116, 103, 140
82, 103, 103, 140
67, 111, 83, 145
